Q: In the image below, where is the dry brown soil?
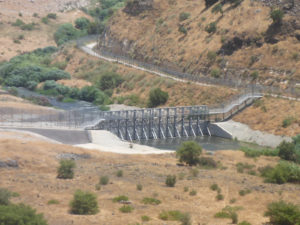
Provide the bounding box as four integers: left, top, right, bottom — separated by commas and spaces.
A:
0, 132, 300, 225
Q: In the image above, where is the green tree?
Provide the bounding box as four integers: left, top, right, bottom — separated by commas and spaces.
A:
278, 141, 296, 162
70, 190, 99, 215
0, 203, 48, 225
176, 141, 202, 166
54, 23, 82, 46
265, 201, 300, 225
147, 88, 169, 108
57, 159, 76, 179
75, 17, 91, 30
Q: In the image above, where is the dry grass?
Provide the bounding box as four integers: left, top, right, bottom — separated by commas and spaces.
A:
56, 79, 92, 89
107, 0, 300, 85
234, 96, 300, 136
0, 132, 299, 225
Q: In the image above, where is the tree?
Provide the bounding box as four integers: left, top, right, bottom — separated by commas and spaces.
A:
0, 203, 48, 225
176, 141, 202, 166
57, 159, 76, 179
54, 23, 81, 46
265, 201, 300, 225
278, 141, 296, 162
270, 9, 284, 25
75, 17, 91, 30
147, 88, 169, 108
70, 190, 99, 215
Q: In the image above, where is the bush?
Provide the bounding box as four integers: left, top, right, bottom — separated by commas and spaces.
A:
47, 199, 59, 205
282, 117, 296, 128
166, 175, 176, 187
0, 203, 48, 225
262, 161, 300, 184
47, 13, 57, 19
119, 205, 133, 213
142, 197, 161, 205
159, 210, 185, 221
211, 68, 221, 78
212, 3, 223, 14
210, 183, 219, 191
179, 12, 190, 21
265, 201, 300, 225
216, 194, 224, 200
238, 221, 252, 225
180, 213, 192, 225
75, 17, 91, 30
215, 206, 241, 224
176, 141, 202, 166
100, 176, 109, 185
205, 22, 217, 33
239, 189, 251, 196
136, 184, 143, 191
116, 170, 123, 177
178, 25, 188, 34
80, 86, 101, 102
98, 72, 124, 90
189, 189, 197, 196
147, 88, 169, 107
54, 23, 82, 46
198, 157, 217, 168
240, 147, 278, 158
57, 159, 75, 179
205, 0, 219, 8
0, 188, 12, 205
70, 190, 99, 215
113, 195, 129, 203
270, 9, 284, 25
236, 162, 255, 173
141, 215, 150, 221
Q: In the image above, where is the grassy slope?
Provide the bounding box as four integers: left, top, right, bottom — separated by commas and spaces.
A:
0, 134, 299, 225
106, 0, 300, 85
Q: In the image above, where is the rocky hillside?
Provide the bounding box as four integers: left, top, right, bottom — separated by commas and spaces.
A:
99, 0, 300, 89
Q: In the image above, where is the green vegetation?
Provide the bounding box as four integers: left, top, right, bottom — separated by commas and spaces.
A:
215, 206, 242, 224
212, 3, 223, 15
236, 162, 255, 173
54, 23, 84, 46
198, 157, 217, 169
165, 175, 176, 187
176, 141, 202, 166
211, 68, 221, 78
278, 135, 300, 163
57, 159, 76, 179
119, 205, 133, 213
70, 190, 99, 215
270, 9, 284, 25
205, 0, 219, 8
189, 189, 197, 196
282, 116, 296, 128
265, 201, 300, 225
75, 17, 91, 30
12, 19, 36, 31
179, 12, 190, 21
116, 169, 123, 177
0, 203, 48, 225
159, 210, 185, 221
0, 188, 12, 205
136, 184, 143, 191
216, 193, 224, 200
205, 22, 217, 33
261, 161, 300, 184
240, 146, 278, 158
98, 71, 124, 91
141, 215, 150, 221
113, 195, 129, 203
142, 197, 161, 205
210, 183, 219, 191
47, 199, 60, 205
238, 221, 251, 225
239, 189, 251, 196
178, 25, 188, 34
147, 88, 169, 107
100, 176, 109, 185
47, 13, 57, 19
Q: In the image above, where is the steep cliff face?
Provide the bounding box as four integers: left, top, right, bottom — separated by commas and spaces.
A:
99, 0, 300, 89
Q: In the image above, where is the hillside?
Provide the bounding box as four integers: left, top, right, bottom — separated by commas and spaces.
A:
1, 131, 300, 225
100, 0, 300, 89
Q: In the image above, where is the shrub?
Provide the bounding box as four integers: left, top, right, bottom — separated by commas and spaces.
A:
0, 203, 48, 225
57, 159, 75, 179
99, 176, 109, 185
142, 197, 161, 205
70, 190, 98, 215
0, 188, 11, 205
41, 17, 49, 24
119, 205, 133, 213
147, 88, 169, 107
282, 117, 296, 128
238, 221, 252, 225
141, 215, 150, 221
12, 19, 25, 27
80, 86, 101, 102
207, 51, 217, 62
189, 189, 197, 196
180, 213, 192, 225
265, 201, 300, 225
136, 184, 143, 191
47, 13, 57, 19
179, 12, 190, 21
215, 206, 241, 224
159, 210, 185, 221
113, 195, 129, 203
240, 147, 278, 158
116, 170, 123, 177
270, 9, 284, 25
75, 17, 91, 30
198, 157, 217, 168
176, 141, 202, 166
239, 189, 251, 196
205, 22, 217, 33
236, 162, 255, 173
262, 161, 300, 184
250, 71, 259, 80
184, 186, 189, 192
178, 25, 188, 34
216, 193, 224, 200
98, 72, 124, 91
190, 168, 199, 177
205, 0, 219, 8
211, 68, 221, 78
47, 199, 59, 205
166, 175, 176, 187
210, 183, 219, 191
212, 3, 223, 14
54, 23, 82, 46
278, 141, 296, 161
